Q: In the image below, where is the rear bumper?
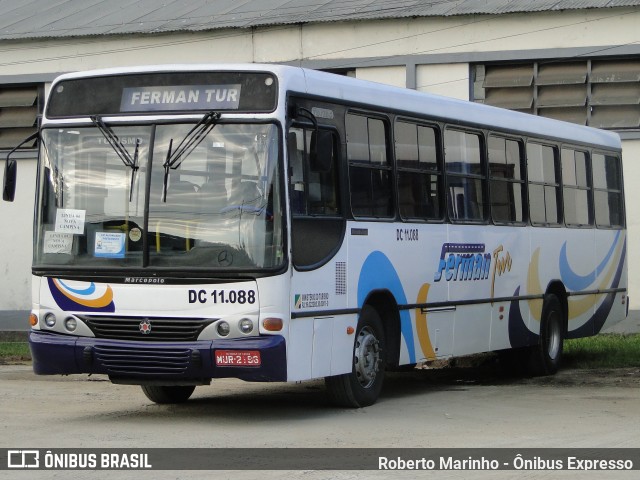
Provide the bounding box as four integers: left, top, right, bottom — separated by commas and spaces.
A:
29, 330, 287, 383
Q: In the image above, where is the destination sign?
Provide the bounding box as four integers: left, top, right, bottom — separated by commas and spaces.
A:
120, 85, 242, 112
46, 71, 277, 117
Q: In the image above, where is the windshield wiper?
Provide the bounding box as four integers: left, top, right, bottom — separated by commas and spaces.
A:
162, 111, 221, 202
90, 115, 140, 202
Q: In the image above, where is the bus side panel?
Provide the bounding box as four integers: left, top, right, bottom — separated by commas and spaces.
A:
289, 244, 353, 380
287, 317, 314, 381
349, 221, 453, 365
575, 228, 628, 336
447, 225, 494, 357
488, 227, 530, 353
447, 225, 527, 357
311, 317, 333, 378
565, 228, 597, 336
330, 314, 359, 376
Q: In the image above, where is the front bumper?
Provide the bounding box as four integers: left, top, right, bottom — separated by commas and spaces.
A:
29, 330, 287, 383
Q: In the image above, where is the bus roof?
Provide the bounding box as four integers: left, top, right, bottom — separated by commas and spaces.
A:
50, 63, 621, 151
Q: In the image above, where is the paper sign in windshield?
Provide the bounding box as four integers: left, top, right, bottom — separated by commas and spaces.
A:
94, 232, 126, 258
55, 209, 86, 234
43, 231, 73, 254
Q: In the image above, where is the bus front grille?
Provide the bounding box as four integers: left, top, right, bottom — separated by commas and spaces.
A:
78, 315, 215, 341
92, 344, 192, 376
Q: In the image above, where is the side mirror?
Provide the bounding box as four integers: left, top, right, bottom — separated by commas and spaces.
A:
310, 130, 334, 172
2, 131, 39, 202
2, 159, 17, 202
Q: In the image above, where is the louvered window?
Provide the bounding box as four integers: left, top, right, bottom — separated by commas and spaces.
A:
474, 59, 640, 129
0, 85, 41, 150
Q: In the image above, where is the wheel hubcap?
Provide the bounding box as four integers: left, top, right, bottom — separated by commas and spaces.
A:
354, 326, 381, 388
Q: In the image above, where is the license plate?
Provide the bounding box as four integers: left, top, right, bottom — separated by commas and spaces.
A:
215, 350, 261, 367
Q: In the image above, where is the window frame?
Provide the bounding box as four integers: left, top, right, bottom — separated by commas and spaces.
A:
591, 150, 625, 229
487, 134, 527, 226
526, 141, 562, 227
561, 147, 593, 228
443, 126, 487, 224
346, 111, 394, 220
287, 125, 342, 218
393, 117, 444, 222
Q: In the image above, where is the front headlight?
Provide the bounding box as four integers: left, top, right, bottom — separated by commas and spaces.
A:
44, 313, 57, 328
216, 321, 230, 337
239, 318, 254, 334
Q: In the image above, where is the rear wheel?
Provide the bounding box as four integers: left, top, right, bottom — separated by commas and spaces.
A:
527, 294, 564, 376
325, 305, 386, 408
141, 385, 196, 404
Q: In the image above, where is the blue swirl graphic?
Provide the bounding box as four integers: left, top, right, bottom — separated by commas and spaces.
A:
358, 251, 415, 363
559, 231, 620, 291
57, 280, 96, 295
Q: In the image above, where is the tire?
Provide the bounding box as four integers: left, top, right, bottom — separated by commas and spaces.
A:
325, 305, 386, 408
141, 385, 196, 404
526, 294, 564, 376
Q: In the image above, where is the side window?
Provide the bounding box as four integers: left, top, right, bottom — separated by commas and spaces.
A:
395, 121, 442, 220
346, 113, 393, 218
562, 149, 591, 227
444, 129, 485, 222
592, 153, 624, 227
488, 136, 525, 224
288, 127, 340, 216
527, 142, 560, 225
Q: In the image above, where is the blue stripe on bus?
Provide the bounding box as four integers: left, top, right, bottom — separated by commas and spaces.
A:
358, 251, 416, 364
559, 231, 620, 291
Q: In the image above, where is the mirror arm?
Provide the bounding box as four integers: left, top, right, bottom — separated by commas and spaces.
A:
3, 131, 39, 202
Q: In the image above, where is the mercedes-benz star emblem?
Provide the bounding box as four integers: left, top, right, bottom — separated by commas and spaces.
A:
217, 250, 232, 266
139, 319, 152, 335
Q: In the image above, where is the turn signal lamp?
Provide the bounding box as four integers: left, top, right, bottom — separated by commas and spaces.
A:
262, 317, 283, 332
29, 313, 38, 327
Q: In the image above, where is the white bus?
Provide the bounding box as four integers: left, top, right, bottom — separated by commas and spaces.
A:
3, 64, 628, 407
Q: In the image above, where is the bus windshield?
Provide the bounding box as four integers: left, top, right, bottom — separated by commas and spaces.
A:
34, 122, 284, 272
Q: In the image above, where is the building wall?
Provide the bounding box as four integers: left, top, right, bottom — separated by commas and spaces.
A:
355, 66, 407, 88
0, 157, 37, 311
1, 7, 639, 316
2, 9, 640, 77
416, 63, 469, 100
622, 139, 640, 305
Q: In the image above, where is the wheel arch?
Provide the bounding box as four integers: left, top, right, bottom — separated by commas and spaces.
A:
361, 289, 402, 368
545, 280, 568, 335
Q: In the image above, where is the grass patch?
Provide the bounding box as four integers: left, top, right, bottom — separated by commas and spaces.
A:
564, 333, 640, 369
0, 332, 30, 363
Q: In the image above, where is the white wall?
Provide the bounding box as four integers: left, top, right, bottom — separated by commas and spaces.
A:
622, 139, 640, 308
355, 66, 406, 88
0, 157, 37, 310
416, 63, 469, 100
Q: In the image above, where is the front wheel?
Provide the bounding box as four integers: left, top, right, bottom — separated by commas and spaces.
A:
325, 305, 386, 408
141, 385, 196, 404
